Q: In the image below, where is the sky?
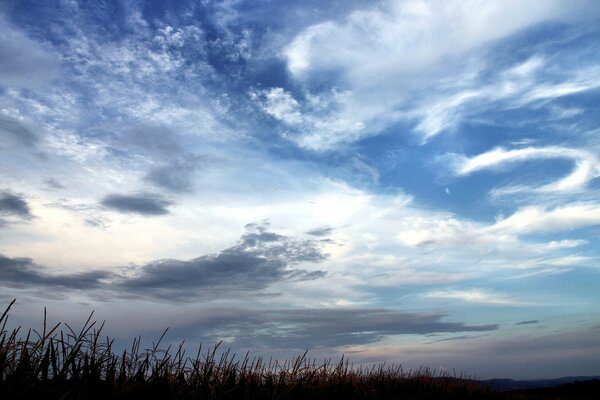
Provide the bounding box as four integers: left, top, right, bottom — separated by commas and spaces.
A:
1, 0, 599, 380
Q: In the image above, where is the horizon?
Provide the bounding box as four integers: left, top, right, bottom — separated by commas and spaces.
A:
1, 0, 599, 380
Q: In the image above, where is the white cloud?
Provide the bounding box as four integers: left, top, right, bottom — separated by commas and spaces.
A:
424, 289, 533, 306
250, 87, 303, 124
540, 239, 588, 251
276, 0, 600, 149
489, 203, 600, 234
393, 200, 600, 248
285, 1, 580, 78
250, 87, 368, 151
515, 254, 594, 269
44, 131, 109, 163
453, 146, 600, 194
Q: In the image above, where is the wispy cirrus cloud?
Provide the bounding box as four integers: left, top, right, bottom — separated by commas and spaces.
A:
424, 289, 535, 306
394, 201, 600, 247
176, 307, 498, 351
450, 146, 600, 194
489, 203, 600, 234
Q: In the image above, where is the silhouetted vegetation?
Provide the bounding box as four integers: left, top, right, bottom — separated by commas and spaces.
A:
0, 300, 594, 399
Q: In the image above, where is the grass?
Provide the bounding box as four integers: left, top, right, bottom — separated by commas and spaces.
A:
0, 299, 584, 399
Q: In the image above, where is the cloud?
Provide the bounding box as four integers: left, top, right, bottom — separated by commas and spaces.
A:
250, 87, 303, 125
305, 227, 334, 237
116, 223, 327, 300
285, 0, 584, 78
249, 86, 368, 151
274, 0, 600, 149
424, 289, 533, 306
0, 254, 109, 290
425, 334, 489, 344
413, 61, 600, 142
101, 193, 171, 215
116, 125, 211, 193
393, 199, 600, 254
539, 239, 588, 251
489, 203, 600, 234
43, 178, 66, 191
0, 16, 59, 89
452, 146, 600, 194
0, 223, 325, 300
176, 307, 498, 350
143, 156, 205, 193
0, 191, 32, 219
516, 320, 539, 325
0, 114, 38, 148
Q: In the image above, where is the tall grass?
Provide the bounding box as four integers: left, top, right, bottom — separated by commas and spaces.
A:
0, 299, 514, 399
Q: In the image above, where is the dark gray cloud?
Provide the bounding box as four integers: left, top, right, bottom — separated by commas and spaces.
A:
117, 223, 327, 300
425, 334, 490, 344
516, 320, 539, 325
255, 309, 498, 349
0, 191, 32, 219
101, 193, 171, 215
174, 308, 498, 350
0, 223, 325, 299
0, 115, 38, 148
305, 227, 334, 236
0, 254, 110, 290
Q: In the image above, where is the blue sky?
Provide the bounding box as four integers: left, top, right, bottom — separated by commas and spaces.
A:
1, 0, 600, 379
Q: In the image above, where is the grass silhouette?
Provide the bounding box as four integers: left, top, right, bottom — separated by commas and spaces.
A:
0, 299, 591, 399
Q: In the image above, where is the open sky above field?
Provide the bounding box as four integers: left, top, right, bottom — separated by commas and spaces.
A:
1, 0, 600, 379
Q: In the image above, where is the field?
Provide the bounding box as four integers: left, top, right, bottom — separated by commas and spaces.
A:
1, 300, 596, 399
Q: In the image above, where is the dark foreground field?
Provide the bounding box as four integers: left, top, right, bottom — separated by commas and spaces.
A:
1, 300, 597, 399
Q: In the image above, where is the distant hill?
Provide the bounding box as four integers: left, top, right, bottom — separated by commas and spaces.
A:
511, 379, 600, 400
481, 376, 600, 391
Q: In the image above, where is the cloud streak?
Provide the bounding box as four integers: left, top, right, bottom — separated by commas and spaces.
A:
101, 194, 171, 216
0, 254, 109, 290
424, 289, 533, 306
489, 203, 600, 234
453, 146, 600, 194
176, 307, 498, 350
